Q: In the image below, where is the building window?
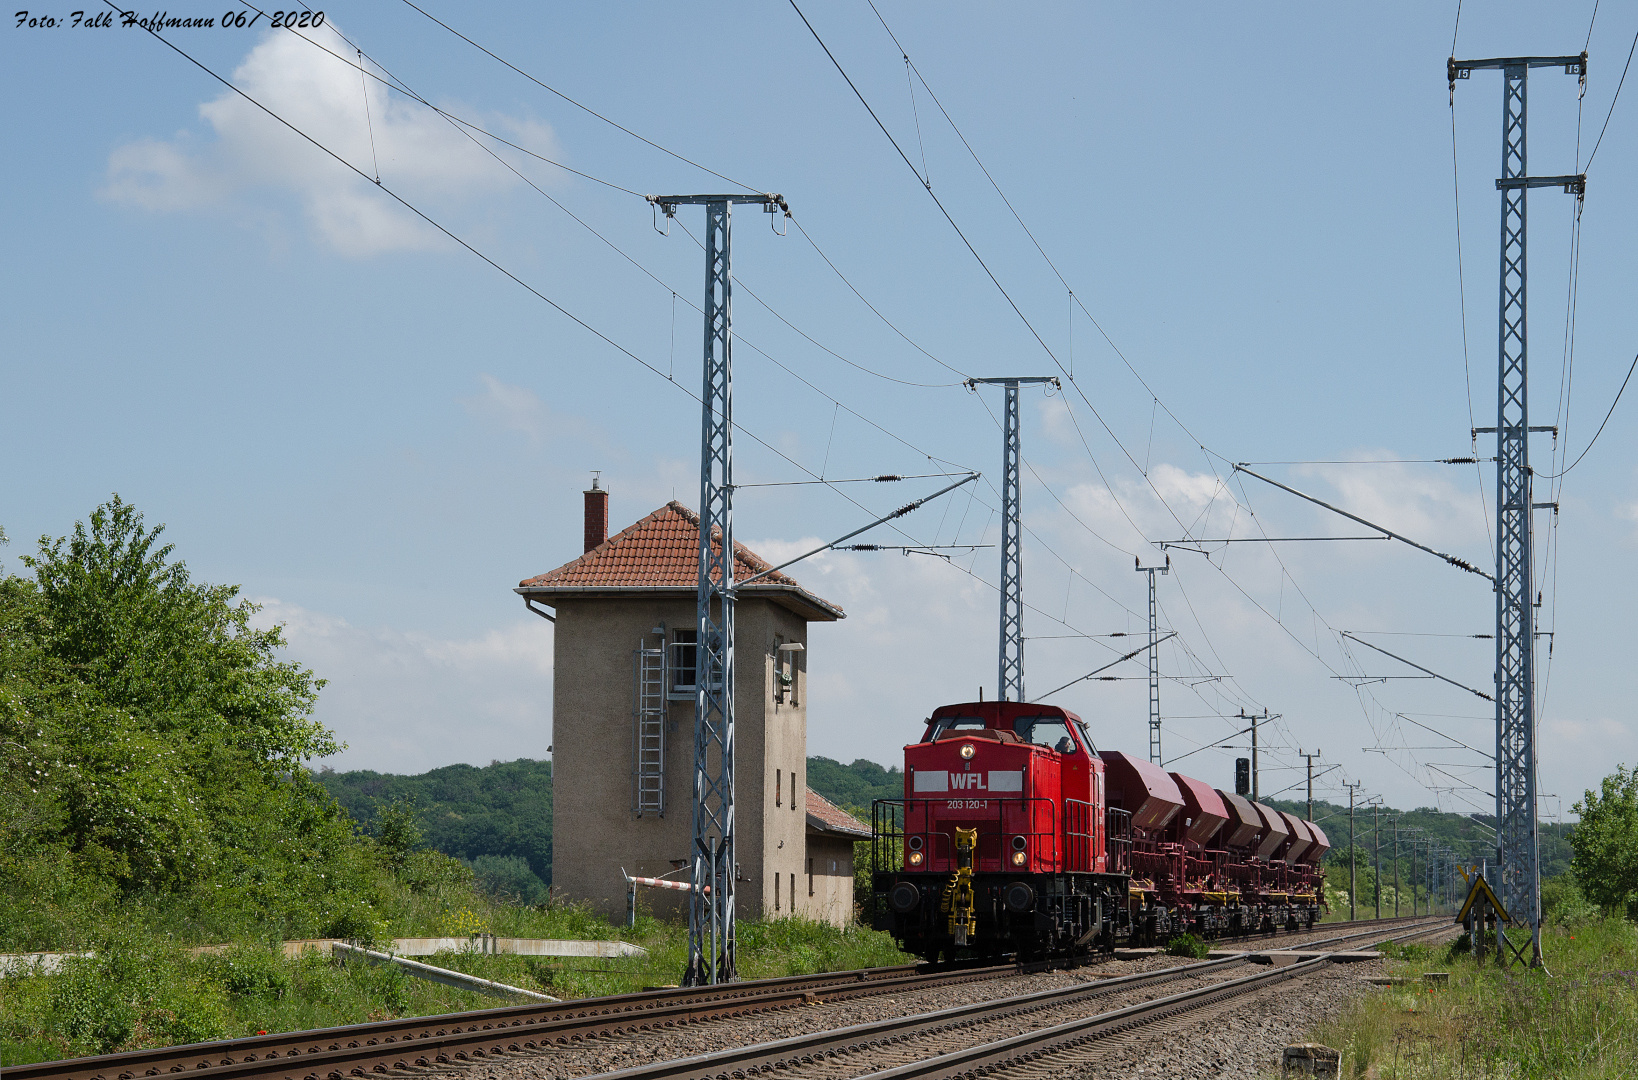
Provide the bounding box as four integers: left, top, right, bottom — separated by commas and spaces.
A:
776, 769, 782, 807
669, 629, 697, 696
807, 858, 814, 897
774, 871, 780, 911
669, 629, 722, 699
775, 641, 803, 706
791, 873, 796, 909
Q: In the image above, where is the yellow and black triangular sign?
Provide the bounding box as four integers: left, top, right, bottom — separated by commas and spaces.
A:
1455, 873, 1512, 925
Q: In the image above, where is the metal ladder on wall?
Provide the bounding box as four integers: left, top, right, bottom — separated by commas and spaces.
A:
634, 642, 666, 816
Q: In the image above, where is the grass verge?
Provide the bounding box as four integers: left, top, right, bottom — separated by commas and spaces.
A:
0, 903, 909, 1067
1299, 915, 1638, 1078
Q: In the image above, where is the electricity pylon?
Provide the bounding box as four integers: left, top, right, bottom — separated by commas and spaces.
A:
1135, 556, 1169, 762
1449, 51, 1585, 968
649, 192, 786, 985
966, 377, 1058, 702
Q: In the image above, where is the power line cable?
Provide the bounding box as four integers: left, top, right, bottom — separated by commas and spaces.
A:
396, 0, 764, 193
787, 0, 1067, 371
1541, 350, 1638, 477
326, 2, 1468, 808
119, 11, 982, 571
260, 9, 649, 198
1585, 22, 1638, 169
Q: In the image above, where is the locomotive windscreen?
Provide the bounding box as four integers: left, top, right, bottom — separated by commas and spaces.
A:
926, 716, 987, 739
1013, 716, 1076, 751
926, 713, 1090, 754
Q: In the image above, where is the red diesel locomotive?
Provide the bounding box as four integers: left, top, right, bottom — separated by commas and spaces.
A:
870, 700, 1329, 961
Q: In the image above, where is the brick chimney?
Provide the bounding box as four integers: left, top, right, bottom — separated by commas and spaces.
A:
583, 473, 608, 552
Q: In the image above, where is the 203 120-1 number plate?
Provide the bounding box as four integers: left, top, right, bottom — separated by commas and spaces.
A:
946, 799, 988, 809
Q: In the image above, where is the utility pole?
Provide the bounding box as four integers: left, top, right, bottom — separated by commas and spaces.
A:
649, 191, 786, 986
1135, 556, 1170, 763
1372, 800, 1382, 920
1343, 781, 1362, 921
965, 377, 1058, 703
1394, 817, 1401, 917
1237, 709, 1273, 801
1299, 749, 1321, 821
1450, 49, 1586, 969
1412, 837, 1420, 916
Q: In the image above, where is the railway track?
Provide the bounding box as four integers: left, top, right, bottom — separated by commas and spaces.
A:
9, 915, 1441, 1080
575, 918, 1449, 1080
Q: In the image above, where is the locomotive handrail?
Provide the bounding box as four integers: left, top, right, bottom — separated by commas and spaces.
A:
871, 797, 1063, 874
1103, 806, 1133, 874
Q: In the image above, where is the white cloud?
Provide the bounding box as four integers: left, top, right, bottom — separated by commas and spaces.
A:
1617, 499, 1638, 541
1544, 715, 1631, 747
101, 22, 551, 255
1296, 457, 1487, 549
463, 375, 560, 445
251, 597, 554, 774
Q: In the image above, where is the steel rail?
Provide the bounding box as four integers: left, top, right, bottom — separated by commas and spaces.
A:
853, 919, 1452, 1080
2, 962, 1017, 1080
581, 918, 1447, 1080
9, 916, 1441, 1080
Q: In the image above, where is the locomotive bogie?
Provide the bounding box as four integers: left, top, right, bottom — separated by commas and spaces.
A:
872, 869, 1127, 960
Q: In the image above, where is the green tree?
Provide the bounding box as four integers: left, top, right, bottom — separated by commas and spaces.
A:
0, 497, 381, 948
1571, 764, 1638, 915
20, 496, 335, 765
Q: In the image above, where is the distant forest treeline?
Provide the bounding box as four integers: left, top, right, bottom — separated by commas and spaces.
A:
316, 759, 554, 903
315, 756, 1573, 893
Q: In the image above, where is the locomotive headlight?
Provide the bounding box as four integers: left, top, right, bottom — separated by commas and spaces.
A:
959, 743, 976, 759
1010, 850, 1028, 866
908, 850, 925, 866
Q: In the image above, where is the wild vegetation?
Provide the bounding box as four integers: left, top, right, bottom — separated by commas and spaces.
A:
0, 500, 907, 1067
1293, 763, 1638, 1079
316, 760, 554, 902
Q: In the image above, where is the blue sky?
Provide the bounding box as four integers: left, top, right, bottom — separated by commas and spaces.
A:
3, 2, 1635, 828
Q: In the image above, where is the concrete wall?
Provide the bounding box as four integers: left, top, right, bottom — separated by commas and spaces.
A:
551, 595, 817, 923
801, 834, 859, 925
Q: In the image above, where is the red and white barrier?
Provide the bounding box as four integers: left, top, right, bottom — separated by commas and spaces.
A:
623, 872, 709, 894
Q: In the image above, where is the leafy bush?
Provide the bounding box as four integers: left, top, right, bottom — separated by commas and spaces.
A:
1571, 765, 1638, 916
44, 936, 229, 1055
1165, 933, 1210, 959
1543, 874, 1600, 927
468, 855, 547, 905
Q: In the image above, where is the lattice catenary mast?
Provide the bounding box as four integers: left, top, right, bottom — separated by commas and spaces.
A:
966, 377, 1057, 701
1448, 50, 1585, 968
1135, 556, 1169, 762
648, 192, 786, 985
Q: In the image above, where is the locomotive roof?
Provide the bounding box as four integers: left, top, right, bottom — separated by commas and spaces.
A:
925, 701, 1085, 726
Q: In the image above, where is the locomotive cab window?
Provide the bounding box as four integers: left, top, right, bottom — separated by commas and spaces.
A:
1013, 716, 1080, 753
926, 716, 988, 740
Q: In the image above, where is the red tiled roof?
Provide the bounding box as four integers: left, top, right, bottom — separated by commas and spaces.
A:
805, 788, 872, 839
518, 501, 844, 620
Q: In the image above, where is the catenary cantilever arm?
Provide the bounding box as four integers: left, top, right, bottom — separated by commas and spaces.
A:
1234, 465, 1494, 582
1341, 632, 1494, 701
736, 472, 980, 588
1033, 632, 1178, 703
